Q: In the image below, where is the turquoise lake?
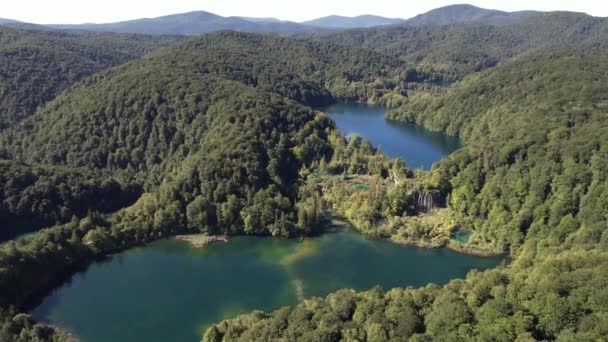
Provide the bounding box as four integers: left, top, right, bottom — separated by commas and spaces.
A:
31, 103, 493, 342
33, 231, 501, 342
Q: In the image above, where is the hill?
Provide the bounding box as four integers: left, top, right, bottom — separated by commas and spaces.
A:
238, 17, 283, 23
1, 12, 608, 342
49, 11, 324, 35
204, 48, 608, 342
303, 15, 404, 29
0, 31, 401, 238
0, 26, 180, 129
0, 18, 21, 25
405, 4, 539, 26
320, 12, 607, 80
0, 31, 400, 180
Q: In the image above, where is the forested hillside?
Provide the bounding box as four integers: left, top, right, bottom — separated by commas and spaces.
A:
0, 31, 402, 187
0, 31, 409, 341
0, 26, 179, 129
389, 51, 608, 254
320, 13, 608, 81
1, 9, 608, 342
0, 161, 139, 241
206, 46, 608, 342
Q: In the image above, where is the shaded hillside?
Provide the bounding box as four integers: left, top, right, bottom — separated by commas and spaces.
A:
0, 26, 180, 129
0, 18, 22, 25
303, 15, 404, 29
0, 161, 140, 241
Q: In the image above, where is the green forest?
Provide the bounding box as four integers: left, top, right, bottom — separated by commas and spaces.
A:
0, 27, 180, 129
0, 8, 607, 342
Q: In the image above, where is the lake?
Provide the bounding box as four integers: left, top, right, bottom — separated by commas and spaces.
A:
33, 231, 501, 342
323, 102, 461, 170
32, 103, 481, 342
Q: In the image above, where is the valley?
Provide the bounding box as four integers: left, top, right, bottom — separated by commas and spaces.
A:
0, 3, 607, 342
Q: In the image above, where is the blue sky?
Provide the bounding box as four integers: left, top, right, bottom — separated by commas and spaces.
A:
3, 0, 607, 24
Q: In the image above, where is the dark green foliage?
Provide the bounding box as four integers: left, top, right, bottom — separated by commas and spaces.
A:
0, 307, 73, 342
320, 13, 608, 81
389, 51, 608, 254
0, 161, 140, 241
1, 31, 401, 187
0, 26, 179, 129
162, 32, 402, 103
202, 21, 608, 342
206, 250, 608, 341
2, 14, 608, 342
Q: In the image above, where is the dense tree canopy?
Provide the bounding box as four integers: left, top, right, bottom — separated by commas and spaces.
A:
0, 26, 179, 129
320, 13, 608, 81
1, 13, 608, 342
204, 49, 608, 341
0, 161, 140, 241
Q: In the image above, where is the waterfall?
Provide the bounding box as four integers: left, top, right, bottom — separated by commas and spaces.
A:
414, 192, 444, 213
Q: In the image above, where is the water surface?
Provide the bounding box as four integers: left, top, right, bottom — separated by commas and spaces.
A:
323, 102, 461, 170
33, 231, 501, 342
32, 103, 477, 342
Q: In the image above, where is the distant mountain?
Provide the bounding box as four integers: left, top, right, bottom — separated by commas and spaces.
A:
405, 4, 540, 26
49, 11, 323, 35
0, 18, 52, 31
0, 18, 40, 29
0, 18, 20, 25
303, 15, 405, 28
238, 17, 283, 23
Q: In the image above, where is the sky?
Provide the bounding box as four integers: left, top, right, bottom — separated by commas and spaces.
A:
2, 0, 607, 24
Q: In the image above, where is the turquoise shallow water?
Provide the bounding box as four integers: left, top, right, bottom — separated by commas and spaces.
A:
33, 231, 502, 342
32, 103, 478, 342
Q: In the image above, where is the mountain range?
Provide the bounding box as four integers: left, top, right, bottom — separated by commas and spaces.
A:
302, 15, 405, 28
406, 4, 540, 26
48, 11, 322, 35
0, 5, 586, 35
1, 3, 608, 342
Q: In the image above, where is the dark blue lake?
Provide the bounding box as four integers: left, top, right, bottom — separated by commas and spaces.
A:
323, 102, 461, 170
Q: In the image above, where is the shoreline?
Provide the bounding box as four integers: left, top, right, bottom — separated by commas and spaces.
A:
446, 242, 505, 257
389, 236, 504, 257
332, 213, 505, 258
174, 234, 229, 248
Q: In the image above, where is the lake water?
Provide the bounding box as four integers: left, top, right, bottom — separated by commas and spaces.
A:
33, 231, 501, 342
323, 102, 461, 170
32, 103, 479, 342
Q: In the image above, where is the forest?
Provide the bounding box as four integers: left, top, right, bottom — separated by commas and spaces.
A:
0, 26, 180, 129
0, 9, 607, 342
205, 48, 608, 342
